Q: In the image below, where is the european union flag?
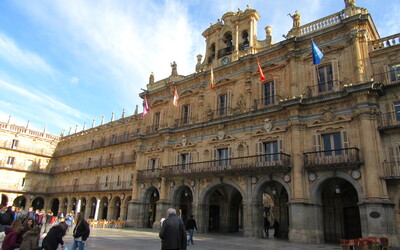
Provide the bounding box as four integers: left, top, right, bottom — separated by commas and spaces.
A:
312, 41, 323, 65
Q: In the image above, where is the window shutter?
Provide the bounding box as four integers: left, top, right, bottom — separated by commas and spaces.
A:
341, 130, 349, 149
188, 152, 192, 164
313, 134, 322, 151
332, 60, 339, 83
228, 91, 232, 114
147, 158, 151, 170
156, 158, 160, 170
278, 139, 283, 161
228, 147, 232, 166
176, 154, 180, 165
383, 65, 390, 84
212, 149, 217, 167
311, 65, 318, 96
257, 142, 263, 163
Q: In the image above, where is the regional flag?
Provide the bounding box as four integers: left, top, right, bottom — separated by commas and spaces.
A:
210, 65, 215, 89
257, 58, 265, 83
173, 86, 179, 107
312, 41, 324, 65
142, 96, 149, 117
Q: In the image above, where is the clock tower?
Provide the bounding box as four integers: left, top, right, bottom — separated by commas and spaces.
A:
201, 5, 260, 69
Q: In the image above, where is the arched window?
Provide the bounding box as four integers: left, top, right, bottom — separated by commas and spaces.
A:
240, 30, 249, 51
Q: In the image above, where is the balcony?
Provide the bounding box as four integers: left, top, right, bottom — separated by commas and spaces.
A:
46, 181, 132, 193
253, 96, 280, 110
372, 68, 400, 87
0, 183, 47, 193
146, 124, 160, 134
0, 142, 54, 157
0, 161, 50, 174
304, 80, 342, 98
163, 153, 291, 178
174, 116, 197, 128
303, 147, 361, 170
54, 133, 134, 157
383, 161, 400, 179
51, 155, 136, 174
378, 112, 400, 130
136, 168, 162, 180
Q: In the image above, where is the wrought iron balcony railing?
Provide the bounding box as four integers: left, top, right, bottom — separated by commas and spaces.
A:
303, 147, 361, 170
0, 162, 50, 173
137, 168, 162, 180
46, 181, 132, 194
51, 155, 136, 174
163, 153, 291, 178
54, 132, 135, 157
383, 161, 400, 179
372, 68, 400, 86
0, 142, 54, 157
0, 183, 47, 193
378, 112, 400, 129
174, 116, 197, 128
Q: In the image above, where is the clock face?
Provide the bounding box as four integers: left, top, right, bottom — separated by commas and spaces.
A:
221, 57, 230, 65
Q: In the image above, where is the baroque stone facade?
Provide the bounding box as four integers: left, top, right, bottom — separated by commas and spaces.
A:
1, 2, 399, 247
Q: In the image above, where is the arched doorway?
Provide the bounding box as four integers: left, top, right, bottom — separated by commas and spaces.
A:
13, 196, 26, 209
32, 197, 44, 211
1, 194, 8, 206
50, 198, 60, 215
321, 178, 361, 242
99, 197, 108, 220
70, 197, 77, 214
202, 183, 244, 233
261, 181, 289, 239
88, 197, 97, 219
144, 188, 159, 228
61, 198, 68, 215
176, 186, 193, 223
111, 197, 121, 220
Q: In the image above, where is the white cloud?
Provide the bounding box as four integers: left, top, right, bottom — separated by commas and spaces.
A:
0, 33, 55, 75
70, 76, 79, 84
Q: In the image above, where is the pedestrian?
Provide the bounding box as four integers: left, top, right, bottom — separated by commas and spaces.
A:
42, 210, 54, 234
1, 219, 22, 250
1, 206, 15, 231
186, 215, 198, 245
159, 208, 187, 250
20, 225, 41, 250
65, 212, 74, 232
71, 212, 90, 250
273, 219, 279, 238
41, 222, 67, 250
21, 218, 35, 236
263, 217, 270, 238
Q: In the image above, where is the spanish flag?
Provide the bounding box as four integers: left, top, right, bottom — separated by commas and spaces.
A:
142, 96, 149, 117
257, 58, 265, 83
173, 86, 179, 107
210, 65, 215, 89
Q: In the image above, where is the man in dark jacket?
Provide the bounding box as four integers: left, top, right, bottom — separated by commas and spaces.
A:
42, 222, 67, 250
159, 208, 187, 250
1, 206, 14, 230
186, 215, 198, 245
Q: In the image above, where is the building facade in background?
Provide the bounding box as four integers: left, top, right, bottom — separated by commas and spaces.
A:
1, 1, 399, 246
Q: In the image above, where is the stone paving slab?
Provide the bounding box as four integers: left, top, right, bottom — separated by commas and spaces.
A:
53, 228, 342, 250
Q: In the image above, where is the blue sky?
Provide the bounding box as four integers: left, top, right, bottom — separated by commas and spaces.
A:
0, 0, 398, 135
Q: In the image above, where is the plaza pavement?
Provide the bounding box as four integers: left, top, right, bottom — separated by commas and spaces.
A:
56, 228, 342, 250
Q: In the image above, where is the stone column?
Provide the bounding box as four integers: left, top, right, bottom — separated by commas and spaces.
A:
195, 203, 208, 233
76, 199, 81, 213
94, 199, 100, 220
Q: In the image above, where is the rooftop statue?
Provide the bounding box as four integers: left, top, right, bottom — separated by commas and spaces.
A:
171, 61, 178, 76
288, 10, 301, 28
345, 0, 356, 8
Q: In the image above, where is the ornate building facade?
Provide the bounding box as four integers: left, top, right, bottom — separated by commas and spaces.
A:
1, 1, 399, 246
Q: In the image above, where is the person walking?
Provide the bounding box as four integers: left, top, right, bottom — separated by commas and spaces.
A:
41, 222, 67, 250
186, 215, 198, 245
263, 217, 270, 238
159, 208, 187, 250
273, 219, 280, 238
71, 212, 90, 250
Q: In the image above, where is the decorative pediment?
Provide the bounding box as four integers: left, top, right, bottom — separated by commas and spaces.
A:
145, 144, 164, 153
258, 135, 280, 142
308, 107, 350, 127
181, 89, 194, 97
316, 126, 343, 134
175, 135, 196, 148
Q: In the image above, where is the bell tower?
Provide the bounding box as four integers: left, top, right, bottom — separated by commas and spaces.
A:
202, 5, 260, 69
